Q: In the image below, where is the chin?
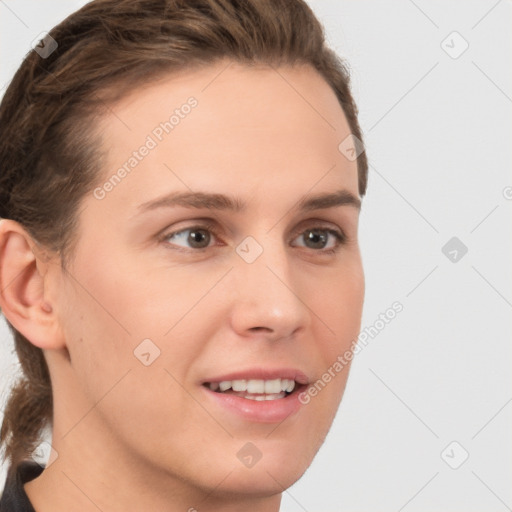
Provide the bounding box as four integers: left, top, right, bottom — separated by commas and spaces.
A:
220, 460, 309, 497
207, 439, 315, 497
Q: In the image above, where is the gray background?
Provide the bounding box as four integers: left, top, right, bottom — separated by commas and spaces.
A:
1, 1, 511, 510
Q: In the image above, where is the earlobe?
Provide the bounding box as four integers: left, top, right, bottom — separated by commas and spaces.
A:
0, 219, 65, 350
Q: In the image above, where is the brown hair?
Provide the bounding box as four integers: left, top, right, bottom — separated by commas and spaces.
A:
0, 0, 368, 469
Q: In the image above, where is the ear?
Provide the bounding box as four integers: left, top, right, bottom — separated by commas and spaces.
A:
0, 218, 66, 350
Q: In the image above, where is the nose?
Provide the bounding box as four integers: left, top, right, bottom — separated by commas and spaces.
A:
229, 237, 311, 342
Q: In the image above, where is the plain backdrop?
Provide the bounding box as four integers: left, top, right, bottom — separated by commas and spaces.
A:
1, 1, 511, 510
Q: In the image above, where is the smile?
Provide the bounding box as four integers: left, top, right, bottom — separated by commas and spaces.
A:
204, 378, 297, 401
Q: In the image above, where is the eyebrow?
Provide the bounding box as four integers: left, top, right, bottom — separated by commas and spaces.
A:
137, 188, 361, 214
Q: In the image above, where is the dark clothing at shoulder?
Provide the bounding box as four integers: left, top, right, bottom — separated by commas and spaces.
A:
0, 461, 43, 512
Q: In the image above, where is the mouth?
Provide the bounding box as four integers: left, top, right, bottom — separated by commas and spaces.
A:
202, 378, 307, 401
199, 368, 310, 422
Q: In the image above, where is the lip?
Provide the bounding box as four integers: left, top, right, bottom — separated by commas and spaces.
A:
200, 367, 310, 386
200, 367, 310, 423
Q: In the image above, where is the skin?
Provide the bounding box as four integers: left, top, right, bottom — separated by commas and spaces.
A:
0, 58, 364, 512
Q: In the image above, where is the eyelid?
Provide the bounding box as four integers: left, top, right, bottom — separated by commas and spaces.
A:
157, 221, 220, 248
158, 218, 347, 252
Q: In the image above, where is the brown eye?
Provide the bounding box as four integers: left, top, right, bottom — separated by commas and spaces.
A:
163, 225, 216, 250
292, 227, 345, 252
161, 223, 346, 254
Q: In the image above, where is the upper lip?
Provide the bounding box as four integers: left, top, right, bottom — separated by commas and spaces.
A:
201, 368, 310, 386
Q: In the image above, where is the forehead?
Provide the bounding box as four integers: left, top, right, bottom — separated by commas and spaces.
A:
91, 59, 359, 213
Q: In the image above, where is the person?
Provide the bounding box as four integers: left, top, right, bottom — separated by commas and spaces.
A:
0, 0, 368, 510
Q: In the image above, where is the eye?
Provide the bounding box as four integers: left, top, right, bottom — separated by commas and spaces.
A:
291, 226, 346, 254
162, 223, 218, 251
161, 222, 346, 254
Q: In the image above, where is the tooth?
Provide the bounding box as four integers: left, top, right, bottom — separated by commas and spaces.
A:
247, 379, 265, 393
215, 378, 297, 395
264, 379, 281, 394
219, 381, 232, 392
232, 379, 247, 392
244, 394, 262, 401
265, 392, 285, 400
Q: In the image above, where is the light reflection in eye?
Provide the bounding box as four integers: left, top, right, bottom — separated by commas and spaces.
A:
160, 222, 347, 255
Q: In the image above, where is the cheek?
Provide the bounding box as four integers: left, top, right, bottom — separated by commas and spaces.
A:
314, 259, 365, 349
56, 279, 131, 405
75, 245, 209, 340
304, 260, 364, 412
56, 264, 200, 440
58, 250, 207, 391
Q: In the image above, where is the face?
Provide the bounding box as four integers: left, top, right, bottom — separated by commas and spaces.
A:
49, 59, 364, 497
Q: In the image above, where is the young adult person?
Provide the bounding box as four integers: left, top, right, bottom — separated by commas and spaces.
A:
0, 1, 368, 510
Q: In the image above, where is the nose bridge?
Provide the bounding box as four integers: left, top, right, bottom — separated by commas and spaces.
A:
230, 230, 309, 338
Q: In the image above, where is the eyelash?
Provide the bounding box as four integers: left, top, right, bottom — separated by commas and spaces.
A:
159, 222, 347, 255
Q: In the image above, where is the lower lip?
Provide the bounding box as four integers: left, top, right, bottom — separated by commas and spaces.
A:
201, 385, 307, 423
